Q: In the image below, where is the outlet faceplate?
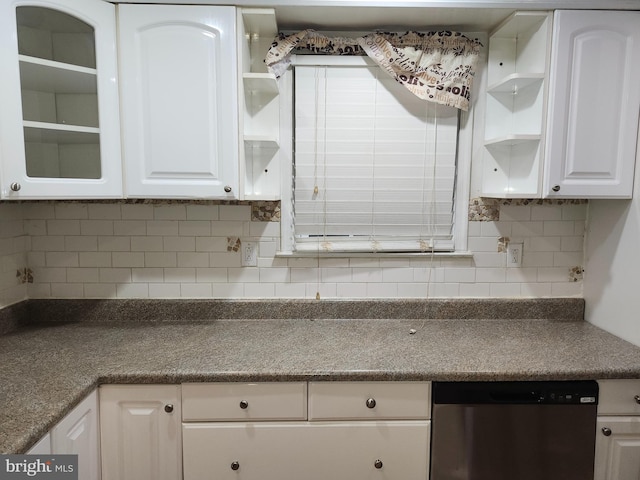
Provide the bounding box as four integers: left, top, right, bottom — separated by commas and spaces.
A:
507, 243, 523, 268
242, 241, 257, 267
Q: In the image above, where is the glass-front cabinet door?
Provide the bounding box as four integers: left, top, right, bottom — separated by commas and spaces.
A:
0, 0, 121, 199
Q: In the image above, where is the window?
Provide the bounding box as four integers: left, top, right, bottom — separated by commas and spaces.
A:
280, 56, 472, 254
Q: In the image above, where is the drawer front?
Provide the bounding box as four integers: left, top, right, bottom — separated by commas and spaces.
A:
183, 421, 430, 480
597, 380, 640, 415
308, 381, 431, 420
182, 382, 307, 421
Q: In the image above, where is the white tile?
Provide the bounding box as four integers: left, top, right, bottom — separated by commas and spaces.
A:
22, 203, 55, 220
574, 221, 586, 236
367, 282, 398, 297
275, 283, 306, 298
211, 283, 244, 298
321, 267, 352, 283
219, 204, 250, 221
163, 236, 195, 252
81, 220, 114, 236
211, 221, 245, 236
553, 251, 584, 267
132, 268, 164, 283
98, 236, 130, 252
179, 221, 211, 236
397, 283, 431, 297
149, 283, 181, 298
121, 204, 154, 220
25, 220, 47, 236
543, 221, 575, 236
67, 268, 99, 283
473, 252, 506, 268
112, 252, 145, 268
511, 221, 544, 237
562, 204, 588, 221
153, 204, 186, 220
164, 267, 196, 282
249, 221, 280, 237
551, 281, 583, 297
131, 236, 163, 252
210, 252, 241, 268
145, 252, 177, 268
79, 252, 112, 267
506, 267, 538, 283
99, 268, 132, 283
84, 283, 116, 298
520, 283, 552, 297
180, 283, 213, 298
382, 267, 415, 283
31, 236, 65, 252
47, 219, 80, 236
244, 283, 275, 298
459, 283, 491, 297
228, 268, 260, 283
466, 221, 482, 236
46, 252, 79, 267
88, 204, 122, 220
27, 252, 46, 267
480, 221, 511, 237
114, 220, 147, 236
561, 236, 584, 252
537, 267, 569, 282
429, 283, 461, 297
259, 240, 277, 259
319, 257, 350, 268
499, 205, 531, 221
196, 268, 228, 283
467, 236, 500, 252
531, 205, 562, 221
489, 282, 521, 297
177, 252, 210, 268
116, 283, 149, 298
444, 268, 476, 283
51, 283, 84, 298
528, 236, 562, 252
54, 203, 88, 219
146, 220, 179, 236
195, 237, 227, 252
351, 267, 383, 283
307, 283, 336, 299
32, 267, 66, 283
522, 251, 554, 267
65, 236, 98, 252
336, 282, 367, 297
290, 267, 319, 283
186, 204, 219, 221
260, 267, 290, 283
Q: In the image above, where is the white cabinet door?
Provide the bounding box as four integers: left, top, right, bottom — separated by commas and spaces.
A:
183, 421, 430, 480
595, 416, 640, 480
545, 10, 640, 198
100, 385, 181, 480
51, 390, 100, 480
26, 433, 51, 455
118, 5, 239, 199
0, 0, 122, 199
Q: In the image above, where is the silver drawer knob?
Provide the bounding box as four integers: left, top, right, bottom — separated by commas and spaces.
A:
231, 461, 240, 471
634, 395, 640, 404
10, 182, 21, 192
602, 427, 612, 436
224, 185, 232, 193
552, 185, 561, 192
374, 459, 383, 469
164, 404, 174, 413
239, 400, 249, 409
366, 398, 376, 409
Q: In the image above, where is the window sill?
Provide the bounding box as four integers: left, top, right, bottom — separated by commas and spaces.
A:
275, 251, 474, 259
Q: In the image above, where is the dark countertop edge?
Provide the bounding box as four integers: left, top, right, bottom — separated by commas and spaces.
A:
0, 297, 585, 334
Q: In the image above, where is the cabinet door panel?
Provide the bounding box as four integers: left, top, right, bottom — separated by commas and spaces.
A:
183, 421, 429, 480
545, 11, 640, 198
100, 385, 181, 480
595, 416, 640, 480
119, 5, 238, 199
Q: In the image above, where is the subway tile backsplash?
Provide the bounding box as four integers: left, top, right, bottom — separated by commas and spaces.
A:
0, 199, 586, 307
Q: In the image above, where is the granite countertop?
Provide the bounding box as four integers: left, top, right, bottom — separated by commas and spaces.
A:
2, 298, 640, 454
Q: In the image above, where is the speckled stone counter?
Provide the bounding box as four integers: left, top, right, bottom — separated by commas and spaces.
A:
2, 298, 640, 454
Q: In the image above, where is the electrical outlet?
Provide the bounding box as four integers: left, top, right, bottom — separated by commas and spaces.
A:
242, 241, 257, 267
507, 243, 523, 268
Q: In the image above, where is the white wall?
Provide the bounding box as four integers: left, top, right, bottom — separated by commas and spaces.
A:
584, 160, 640, 346
5, 199, 585, 300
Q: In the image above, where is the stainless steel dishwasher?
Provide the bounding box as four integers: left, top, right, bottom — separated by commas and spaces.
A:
430, 380, 599, 480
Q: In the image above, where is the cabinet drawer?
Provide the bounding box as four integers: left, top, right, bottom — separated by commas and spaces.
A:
182, 382, 307, 421
597, 380, 640, 415
308, 381, 431, 420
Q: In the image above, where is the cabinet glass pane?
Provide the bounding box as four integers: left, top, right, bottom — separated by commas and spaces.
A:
16, 7, 101, 180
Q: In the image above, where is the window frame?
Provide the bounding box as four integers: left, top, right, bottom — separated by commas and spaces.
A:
278, 55, 472, 256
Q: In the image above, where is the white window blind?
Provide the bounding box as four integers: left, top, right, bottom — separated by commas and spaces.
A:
292, 60, 460, 253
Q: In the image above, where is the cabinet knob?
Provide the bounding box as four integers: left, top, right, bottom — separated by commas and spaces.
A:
224, 185, 232, 193
602, 427, 612, 436
231, 461, 240, 471
374, 459, 383, 469
164, 404, 174, 413
239, 400, 249, 409
10, 182, 21, 192
366, 398, 377, 409
552, 185, 561, 192
634, 395, 640, 404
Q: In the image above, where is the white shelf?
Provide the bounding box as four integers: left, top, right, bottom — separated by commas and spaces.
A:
485, 135, 541, 148
23, 121, 100, 144
487, 73, 544, 94
243, 72, 278, 94
19, 55, 97, 94
242, 8, 277, 36
244, 135, 279, 148
491, 11, 549, 38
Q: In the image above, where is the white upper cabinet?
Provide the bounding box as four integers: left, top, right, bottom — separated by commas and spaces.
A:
118, 5, 239, 199
544, 10, 640, 198
0, 0, 122, 199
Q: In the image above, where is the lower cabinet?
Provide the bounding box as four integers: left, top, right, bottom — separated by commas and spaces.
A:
99, 385, 182, 480
594, 380, 640, 480
182, 381, 431, 480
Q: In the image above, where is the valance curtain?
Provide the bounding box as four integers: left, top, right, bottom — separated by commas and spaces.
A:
265, 29, 482, 111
